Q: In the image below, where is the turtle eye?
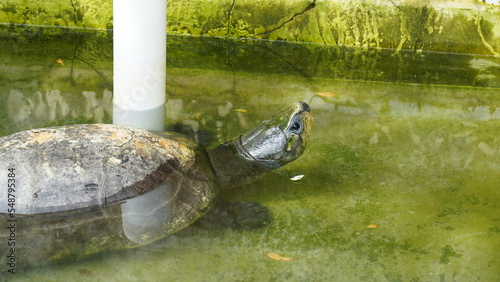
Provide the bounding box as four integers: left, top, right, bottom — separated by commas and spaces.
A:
290, 122, 302, 133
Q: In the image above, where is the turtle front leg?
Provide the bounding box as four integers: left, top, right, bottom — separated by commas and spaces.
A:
196, 197, 271, 230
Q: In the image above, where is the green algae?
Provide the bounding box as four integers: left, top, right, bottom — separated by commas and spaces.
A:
440, 245, 463, 264
1, 0, 499, 55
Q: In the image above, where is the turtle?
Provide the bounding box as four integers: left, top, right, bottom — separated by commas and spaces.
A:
0, 101, 311, 270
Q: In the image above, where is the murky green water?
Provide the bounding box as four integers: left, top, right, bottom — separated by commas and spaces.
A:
0, 32, 499, 281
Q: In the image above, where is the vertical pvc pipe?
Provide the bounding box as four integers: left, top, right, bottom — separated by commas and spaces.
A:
113, 1, 167, 240
113, 0, 166, 131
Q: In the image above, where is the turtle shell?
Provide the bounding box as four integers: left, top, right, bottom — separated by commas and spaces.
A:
0, 124, 219, 268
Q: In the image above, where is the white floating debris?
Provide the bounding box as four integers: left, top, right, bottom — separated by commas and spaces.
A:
290, 175, 305, 181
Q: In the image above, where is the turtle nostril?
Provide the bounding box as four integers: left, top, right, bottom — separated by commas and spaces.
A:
299, 102, 310, 112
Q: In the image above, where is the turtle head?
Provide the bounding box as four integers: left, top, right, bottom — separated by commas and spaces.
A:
235, 102, 312, 169
208, 102, 312, 189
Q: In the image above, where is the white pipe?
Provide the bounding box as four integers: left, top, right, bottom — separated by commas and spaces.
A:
113, 0, 166, 131
113, 1, 167, 239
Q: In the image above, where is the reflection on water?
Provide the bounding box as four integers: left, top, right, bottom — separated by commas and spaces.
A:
6, 89, 113, 130
0, 34, 499, 280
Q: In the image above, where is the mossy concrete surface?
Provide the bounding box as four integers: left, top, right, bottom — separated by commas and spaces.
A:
0, 0, 499, 55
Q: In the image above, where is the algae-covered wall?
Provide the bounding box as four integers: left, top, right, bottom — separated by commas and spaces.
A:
0, 0, 499, 56
0, 0, 112, 31
168, 0, 500, 56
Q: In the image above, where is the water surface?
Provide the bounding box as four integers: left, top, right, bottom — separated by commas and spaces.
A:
0, 33, 499, 281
